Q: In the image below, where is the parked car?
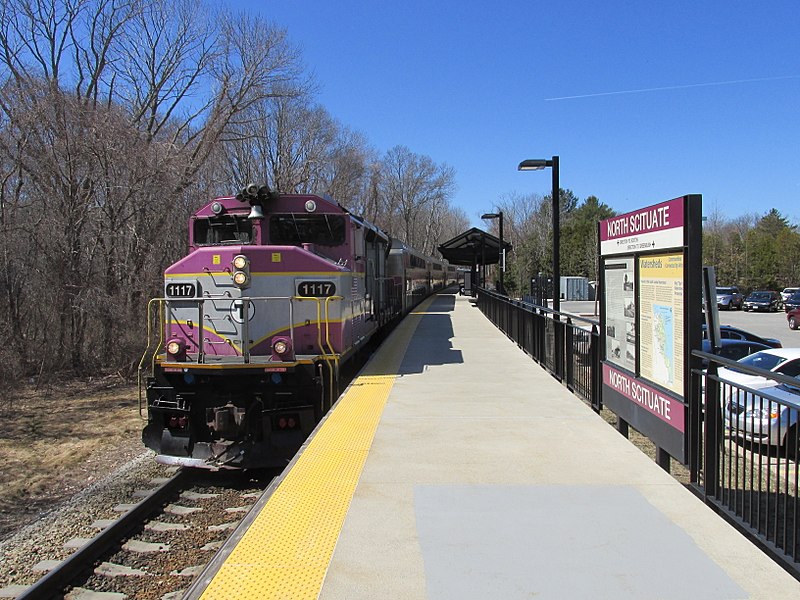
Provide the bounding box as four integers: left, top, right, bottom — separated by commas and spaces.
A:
700, 338, 772, 368
784, 291, 800, 313
716, 347, 800, 392
724, 382, 800, 456
743, 290, 782, 312
716, 286, 743, 310
701, 324, 781, 348
787, 307, 800, 330
712, 348, 800, 422
781, 287, 799, 302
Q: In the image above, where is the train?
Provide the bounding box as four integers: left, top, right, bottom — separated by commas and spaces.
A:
139, 185, 456, 469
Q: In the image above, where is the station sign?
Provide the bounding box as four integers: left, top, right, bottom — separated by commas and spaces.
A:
598, 195, 702, 464
600, 198, 685, 256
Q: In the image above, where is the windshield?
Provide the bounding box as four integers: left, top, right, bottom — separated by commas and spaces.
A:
778, 383, 800, 395
748, 292, 771, 300
269, 214, 346, 246
193, 215, 253, 245
737, 351, 786, 371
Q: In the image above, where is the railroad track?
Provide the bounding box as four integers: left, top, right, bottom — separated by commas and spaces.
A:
3, 341, 371, 599
12, 468, 274, 600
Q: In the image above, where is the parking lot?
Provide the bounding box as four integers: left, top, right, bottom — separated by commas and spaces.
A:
560, 300, 799, 348
711, 307, 799, 347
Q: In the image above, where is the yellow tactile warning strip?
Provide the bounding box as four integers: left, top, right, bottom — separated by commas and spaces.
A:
198, 296, 435, 600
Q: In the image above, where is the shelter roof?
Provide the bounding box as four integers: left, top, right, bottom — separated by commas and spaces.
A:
438, 227, 512, 266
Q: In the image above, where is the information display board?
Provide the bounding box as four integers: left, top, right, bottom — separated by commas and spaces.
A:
598, 196, 702, 464
604, 257, 635, 371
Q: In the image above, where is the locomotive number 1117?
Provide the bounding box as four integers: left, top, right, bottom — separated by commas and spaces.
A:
297, 280, 336, 297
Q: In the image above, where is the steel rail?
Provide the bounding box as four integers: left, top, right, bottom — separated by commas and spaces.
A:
15, 469, 189, 600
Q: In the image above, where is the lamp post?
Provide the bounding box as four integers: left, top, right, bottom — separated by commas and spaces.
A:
518, 156, 559, 312
519, 156, 563, 381
481, 211, 504, 293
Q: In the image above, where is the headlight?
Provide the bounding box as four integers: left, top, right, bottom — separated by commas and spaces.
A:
746, 407, 779, 420
273, 340, 288, 355
166, 339, 184, 355
232, 255, 250, 287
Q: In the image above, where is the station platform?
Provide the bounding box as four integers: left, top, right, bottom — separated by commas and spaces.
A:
189, 291, 800, 600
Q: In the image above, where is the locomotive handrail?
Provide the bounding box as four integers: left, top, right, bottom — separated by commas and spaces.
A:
323, 295, 344, 407
290, 295, 344, 360
137, 298, 166, 419
139, 294, 346, 410
198, 300, 205, 362
290, 295, 344, 410
143, 295, 302, 367
325, 295, 344, 357
242, 297, 250, 364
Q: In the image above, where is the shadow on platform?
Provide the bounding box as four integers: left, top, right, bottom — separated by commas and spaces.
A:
397, 293, 463, 375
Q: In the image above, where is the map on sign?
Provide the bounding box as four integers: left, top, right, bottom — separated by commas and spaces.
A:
651, 304, 674, 387
639, 253, 684, 396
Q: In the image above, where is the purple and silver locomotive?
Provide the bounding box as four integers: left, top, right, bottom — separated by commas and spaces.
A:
140, 185, 453, 469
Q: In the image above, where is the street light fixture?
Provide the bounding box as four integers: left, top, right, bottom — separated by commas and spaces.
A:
518, 156, 560, 312
481, 211, 504, 294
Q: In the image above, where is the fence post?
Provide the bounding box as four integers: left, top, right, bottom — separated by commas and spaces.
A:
565, 317, 574, 389
590, 324, 602, 412
703, 363, 720, 501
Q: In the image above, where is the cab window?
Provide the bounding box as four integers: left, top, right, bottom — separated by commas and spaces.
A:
269, 214, 346, 246
193, 215, 254, 245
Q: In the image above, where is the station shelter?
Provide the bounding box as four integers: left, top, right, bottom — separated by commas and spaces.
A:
438, 228, 511, 295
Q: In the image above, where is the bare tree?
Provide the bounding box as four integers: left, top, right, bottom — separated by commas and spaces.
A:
0, 0, 307, 375
496, 191, 549, 294
379, 145, 456, 250
222, 94, 337, 193
0, 126, 31, 379
316, 128, 377, 212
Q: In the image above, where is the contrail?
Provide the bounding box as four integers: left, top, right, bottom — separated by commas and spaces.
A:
544, 75, 800, 101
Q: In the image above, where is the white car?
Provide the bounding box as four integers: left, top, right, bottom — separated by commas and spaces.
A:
781, 287, 800, 302
716, 347, 800, 393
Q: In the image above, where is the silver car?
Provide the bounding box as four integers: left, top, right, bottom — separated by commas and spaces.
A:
716, 286, 743, 310
724, 383, 800, 455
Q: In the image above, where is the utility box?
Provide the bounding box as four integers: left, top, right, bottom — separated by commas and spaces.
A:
459, 270, 474, 296
561, 276, 589, 301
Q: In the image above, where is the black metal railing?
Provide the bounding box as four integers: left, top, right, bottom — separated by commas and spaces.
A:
691, 351, 799, 575
477, 288, 601, 411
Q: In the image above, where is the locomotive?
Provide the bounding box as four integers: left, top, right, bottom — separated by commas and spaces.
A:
139, 185, 455, 469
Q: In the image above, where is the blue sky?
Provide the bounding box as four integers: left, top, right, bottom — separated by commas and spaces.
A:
227, 0, 800, 227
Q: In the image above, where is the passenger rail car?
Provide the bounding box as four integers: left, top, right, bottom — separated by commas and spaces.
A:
139, 187, 454, 469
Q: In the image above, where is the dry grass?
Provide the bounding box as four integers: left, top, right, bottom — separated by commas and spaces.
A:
598, 406, 692, 484
0, 376, 144, 539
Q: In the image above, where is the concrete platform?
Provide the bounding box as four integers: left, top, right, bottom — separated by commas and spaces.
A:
196, 291, 800, 599
319, 292, 799, 599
